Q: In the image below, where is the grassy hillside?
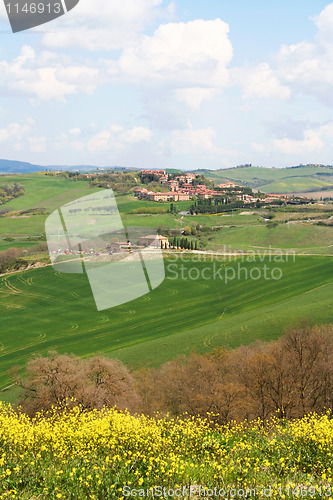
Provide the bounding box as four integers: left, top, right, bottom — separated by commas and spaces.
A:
0, 177, 192, 244
204, 165, 333, 193
0, 255, 332, 390
206, 223, 333, 255
0, 173, 99, 212
0, 174, 103, 250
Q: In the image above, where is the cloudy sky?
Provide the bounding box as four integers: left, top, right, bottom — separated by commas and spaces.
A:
0, 0, 332, 169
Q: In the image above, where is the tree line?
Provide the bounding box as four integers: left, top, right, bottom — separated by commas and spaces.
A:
12, 323, 333, 423
0, 183, 24, 205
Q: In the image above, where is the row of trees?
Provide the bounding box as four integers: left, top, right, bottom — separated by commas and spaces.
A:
50, 171, 139, 195
166, 237, 198, 250
189, 199, 258, 214
16, 353, 139, 416
0, 183, 24, 205
138, 322, 333, 423
13, 323, 333, 423
88, 172, 138, 194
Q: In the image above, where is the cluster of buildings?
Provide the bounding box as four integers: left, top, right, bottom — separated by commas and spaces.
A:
50, 235, 171, 258
135, 189, 192, 201
137, 170, 221, 201
263, 194, 289, 203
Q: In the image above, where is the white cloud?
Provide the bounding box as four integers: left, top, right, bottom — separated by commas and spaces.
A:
173, 87, 220, 110
0, 121, 31, 143
162, 123, 221, 155
273, 129, 323, 155
268, 122, 333, 155
107, 19, 232, 108
28, 136, 46, 153
273, 2, 333, 106
232, 62, 291, 101
53, 132, 85, 152
0, 45, 100, 101
0, 16, 233, 110
230, 2, 333, 108
87, 125, 153, 154
313, 3, 333, 46
71, 141, 85, 151
0, 119, 47, 153
251, 142, 266, 153
119, 126, 153, 144
69, 128, 81, 136
41, 0, 172, 52
250, 120, 333, 156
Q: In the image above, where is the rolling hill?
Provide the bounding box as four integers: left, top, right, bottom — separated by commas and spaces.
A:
2, 159, 333, 194
0, 255, 332, 390
202, 164, 333, 193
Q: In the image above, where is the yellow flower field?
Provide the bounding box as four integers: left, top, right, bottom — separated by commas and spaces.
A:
0, 402, 333, 498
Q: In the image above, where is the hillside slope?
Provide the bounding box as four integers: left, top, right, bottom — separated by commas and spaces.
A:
203, 165, 333, 193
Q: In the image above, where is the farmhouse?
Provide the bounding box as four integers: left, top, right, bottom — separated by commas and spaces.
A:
134, 188, 149, 197
146, 192, 172, 201
173, 193, 190, 201
108, 241, 130, 253
139, 234, 170, 248
217, 182, 239, 188
141, 169, 166, 177
142, 191, 190, 201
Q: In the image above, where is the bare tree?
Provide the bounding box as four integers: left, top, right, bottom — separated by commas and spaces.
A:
17, 352, 140, 416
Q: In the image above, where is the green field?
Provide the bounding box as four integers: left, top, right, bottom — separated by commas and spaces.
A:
0, 173, 100, 239
0, 177, 192, 242
115, 194, 193, 213
259, 176, 333, 194
0, 173, 99, 212
0, 255, 332, 391
204, 165, 333, 193
205, 223, 333, 254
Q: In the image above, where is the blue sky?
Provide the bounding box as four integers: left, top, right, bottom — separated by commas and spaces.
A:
0, 0, 332, 169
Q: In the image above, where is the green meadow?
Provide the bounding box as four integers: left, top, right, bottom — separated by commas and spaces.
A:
0, 173, 99, 212
0, 173, 100, 240
205, 223, 333, 254
0, 255, 332, 391
204, 165, 333, 193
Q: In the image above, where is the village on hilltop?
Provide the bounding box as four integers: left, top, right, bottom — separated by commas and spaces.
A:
134, 169, 289, 204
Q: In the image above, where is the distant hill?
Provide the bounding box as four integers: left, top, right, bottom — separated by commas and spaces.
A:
201, 164, 333, 193
0, 159, 139, 174
1, 159, 333, 194
0, 159, 45, 174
